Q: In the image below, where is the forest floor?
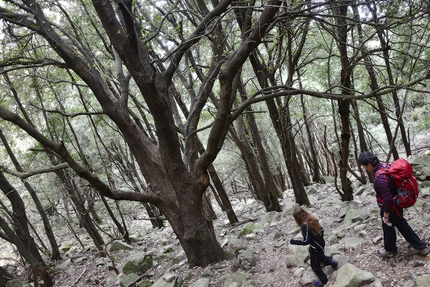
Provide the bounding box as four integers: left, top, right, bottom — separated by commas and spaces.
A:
3, 176, 429, 287
45, 179, 430, 287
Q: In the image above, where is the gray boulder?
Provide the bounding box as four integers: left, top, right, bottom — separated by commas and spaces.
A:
341, 236, 364, 249
189, 278, 210, 287
122, 252, 153, 275
238, 222, 263, 238
107, 240, 133, 252
136, 279, 153, 287
416, 274, 430, 287
151, 273, 182, 287
58, 242, 72, 252
221, 271, 255, 287
332, 263, 375, 287
259, 211, 281, 226
343, 208, 367, 224
118, 273, 139, 287
285, 254, 304, 268
5, 279, 23, 287
238, 248, 256, 270
410, 156, 430, 180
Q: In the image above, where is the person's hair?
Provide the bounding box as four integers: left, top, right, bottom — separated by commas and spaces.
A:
292, 207, 322, 236
358, 151, 379, 167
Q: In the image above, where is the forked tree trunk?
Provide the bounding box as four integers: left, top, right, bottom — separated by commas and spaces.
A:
101, 196, 131, 243
0, 0, 281, 269
230, 79, 281, 211
153, 178, 226, 267
280, 108, 311, 206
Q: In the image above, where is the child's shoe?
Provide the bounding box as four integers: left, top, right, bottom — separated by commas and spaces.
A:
330, 259, 338, 269
314, 280, 324, 287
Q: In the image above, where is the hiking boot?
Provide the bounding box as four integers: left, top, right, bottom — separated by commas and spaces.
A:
409, 247, 430, 256
330, 259, 338, 269
378, 248, 397, 257
314, 280, 324, 287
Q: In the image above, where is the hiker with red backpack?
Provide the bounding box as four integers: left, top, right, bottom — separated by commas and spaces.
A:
359, 151, 429, 257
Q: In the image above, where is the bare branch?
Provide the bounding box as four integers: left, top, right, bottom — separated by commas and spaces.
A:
29, 103, 105, 118
0, 163, 69, 179
0, 59, 67, 74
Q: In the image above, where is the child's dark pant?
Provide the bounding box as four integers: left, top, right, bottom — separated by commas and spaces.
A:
310, 250, 332, 284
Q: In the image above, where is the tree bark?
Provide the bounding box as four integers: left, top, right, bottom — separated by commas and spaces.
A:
352, 5, 399, 160
0, 0, 282, 267
55, 168, 105, 251
239, 90, 282, 211
0, 173, 53, 286
101, 196, 131, 243
229, 124, 271, 206
332, 0, 354, 201
0, 130, 61, 260
207, 165, 239, 224
281, 104, 311, 205
233, 0, 309, 204
367, 2, 411, 156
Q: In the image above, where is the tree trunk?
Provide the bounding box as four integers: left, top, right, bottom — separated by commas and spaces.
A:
229, 124, 273, 209
163, 48, 238, 224
157, 180, 226, 267
240, 90, 281, 211
100, 196, 131, 243
86, 190, 103, 224
333, 0, 354, 201
300, 93, 324, 183
54, 168, 105, 251
352, 6, 399, 159
142, 202, 165, 229
247, 53, 309, 205
367, 3, 411, 156
244, 14, 311, 203
280, 105, 311, 205
0, 80, 61, 260
207, 165, 238, 224
0, 0, 281, 268
0, 173, 53, 286
351, 101, 370, 183
0, 266, 13, 286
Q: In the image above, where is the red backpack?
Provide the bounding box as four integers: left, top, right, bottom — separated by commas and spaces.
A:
375, 158, 419, 208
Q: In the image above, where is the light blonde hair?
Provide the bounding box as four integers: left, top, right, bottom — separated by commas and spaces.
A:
292, 207, 322, 235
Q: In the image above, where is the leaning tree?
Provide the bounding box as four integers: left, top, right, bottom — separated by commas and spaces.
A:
0, 0, 286, 267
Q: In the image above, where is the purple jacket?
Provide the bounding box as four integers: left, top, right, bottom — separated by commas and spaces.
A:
373, 163, 397, 213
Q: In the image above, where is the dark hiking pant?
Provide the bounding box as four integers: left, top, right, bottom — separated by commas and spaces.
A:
381, 208, 426, 252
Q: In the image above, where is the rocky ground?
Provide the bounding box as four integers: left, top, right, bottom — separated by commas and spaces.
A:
57, 179, 430, 286
3, 178, 430, 287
